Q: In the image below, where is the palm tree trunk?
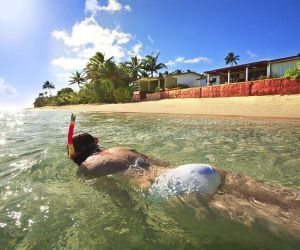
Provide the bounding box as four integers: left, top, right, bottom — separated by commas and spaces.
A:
110, 81, 118, 103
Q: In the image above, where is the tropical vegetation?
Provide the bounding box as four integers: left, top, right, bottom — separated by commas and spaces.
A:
284, 61, 300, 80
225, 52, 240, 66
33, 51, 300, 108
125, 56, 144, 79
141, 53, 166, 77
42, 81, 55, 96
34, 51, 167, 107
69, 71, 86, 88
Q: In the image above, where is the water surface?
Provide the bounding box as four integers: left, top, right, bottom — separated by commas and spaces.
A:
0, 110, 299, 249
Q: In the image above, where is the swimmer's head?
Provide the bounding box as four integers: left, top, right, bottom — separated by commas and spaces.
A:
70, 132, 100, 165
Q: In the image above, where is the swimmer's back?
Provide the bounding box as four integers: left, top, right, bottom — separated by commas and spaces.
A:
79, 147, 150, 177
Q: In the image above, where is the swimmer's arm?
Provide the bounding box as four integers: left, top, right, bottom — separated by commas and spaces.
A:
80, 155, 129, 177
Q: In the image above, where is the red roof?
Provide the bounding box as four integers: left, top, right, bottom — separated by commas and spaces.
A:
204, 61, 268, 74
204, 54, 300, 75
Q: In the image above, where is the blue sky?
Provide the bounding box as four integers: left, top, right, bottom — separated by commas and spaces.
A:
0, 0, 299, 108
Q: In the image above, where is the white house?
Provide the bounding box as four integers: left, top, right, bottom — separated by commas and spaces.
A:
170, 72, 203, 87
204, 54, 300, 85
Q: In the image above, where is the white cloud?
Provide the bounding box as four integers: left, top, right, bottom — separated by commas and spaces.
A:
184, 57, 211, 63
51, 57, 87, 70
0, 78, 18, 96
52, 17, 131, 49
124, 4, 132, 12
246, 49, 257, 58
51, 16, 134, 70
147, 35, 154, 43
166, 56, 211, 66
128, 41, 143, 58
85, 0, 132, 14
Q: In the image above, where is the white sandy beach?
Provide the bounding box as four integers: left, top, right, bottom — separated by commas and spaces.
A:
38, 95, 300, 119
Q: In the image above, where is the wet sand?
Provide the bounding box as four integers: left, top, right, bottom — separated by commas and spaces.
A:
38, 95, 300, 119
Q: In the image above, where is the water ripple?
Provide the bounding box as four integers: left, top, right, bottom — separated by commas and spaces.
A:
0, 110, 299, 249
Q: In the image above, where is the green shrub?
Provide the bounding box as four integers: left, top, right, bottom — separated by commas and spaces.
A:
137, 81, 148, 91
284, 61, 300, 80
149, 81, 158, 91
57, 87, 74, 96
155, 86, 162, 92
33, 97, 48, 107
115, 87, 133, 103
56, 92, 79, 106
94, 80, 115, 103
77, 83, 98, 104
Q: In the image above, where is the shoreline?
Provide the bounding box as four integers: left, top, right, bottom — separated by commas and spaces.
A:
36, 95, 300, 120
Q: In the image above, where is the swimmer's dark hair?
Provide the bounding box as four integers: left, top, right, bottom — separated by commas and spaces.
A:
71, 132, 100, 165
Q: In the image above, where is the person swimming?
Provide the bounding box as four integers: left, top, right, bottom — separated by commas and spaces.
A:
67, 114, 152, 177
71, 131, 152, 177
67, 114, 300, 237
69, 129, 222, 196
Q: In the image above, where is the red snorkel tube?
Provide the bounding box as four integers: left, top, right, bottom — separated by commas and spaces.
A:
67, 113, 76, 159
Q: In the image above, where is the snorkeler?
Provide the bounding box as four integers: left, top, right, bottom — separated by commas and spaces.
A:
67, 114, 154, 177
67, 114, 300, 237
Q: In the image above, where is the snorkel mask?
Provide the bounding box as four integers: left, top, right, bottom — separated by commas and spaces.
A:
67, 113, 76, 159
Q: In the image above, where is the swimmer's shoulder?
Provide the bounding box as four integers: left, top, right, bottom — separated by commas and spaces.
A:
104, 147, 139, 154
103, 147, 150, 163
80, 153, 129, 177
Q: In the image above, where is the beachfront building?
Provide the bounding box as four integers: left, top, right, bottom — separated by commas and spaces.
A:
136, 77, 164, 91
204, 54, 300, 85
169, 71, 203, 87
136, 71, 204, 91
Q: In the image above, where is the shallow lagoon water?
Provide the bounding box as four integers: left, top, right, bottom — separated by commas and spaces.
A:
0, 110, 300, 249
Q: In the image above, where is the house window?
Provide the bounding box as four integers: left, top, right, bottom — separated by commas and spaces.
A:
210, 78, 216, 84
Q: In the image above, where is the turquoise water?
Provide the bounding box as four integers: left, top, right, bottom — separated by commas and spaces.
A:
0, 110, 300, 249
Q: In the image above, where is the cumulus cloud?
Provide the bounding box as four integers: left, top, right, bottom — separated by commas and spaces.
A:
51, 16, 134, 70
246, 49, 257, 58
166, 56, 211, 66
85, 0, 132, 14
0, 78, 18, 96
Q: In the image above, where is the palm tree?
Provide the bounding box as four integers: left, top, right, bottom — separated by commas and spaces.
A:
69, 71, 86, 88
85, 52, 135, 103
85, 52, 120, 102
125, 56, 143, 80
225, 52, 240, 66
97, 60, 121, 102
85, 52, 113, 83
140, 71, 149, 78
42, 81, 55, 96
118, 63, 132, 85
142, 53, 167, 77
